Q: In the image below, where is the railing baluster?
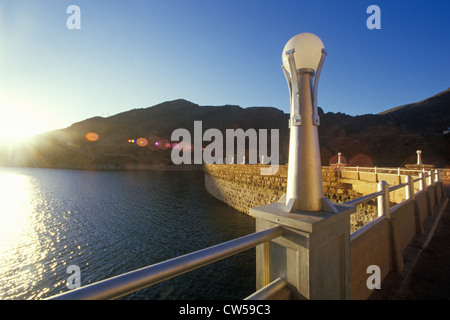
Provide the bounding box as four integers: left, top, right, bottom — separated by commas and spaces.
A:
419, 172, 425, 190
377, 181, 390, 218
406, 175, 414, 199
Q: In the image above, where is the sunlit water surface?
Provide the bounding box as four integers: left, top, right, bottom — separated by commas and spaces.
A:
0, 167, 256, 300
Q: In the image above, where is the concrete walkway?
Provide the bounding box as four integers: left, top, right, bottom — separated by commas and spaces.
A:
369, 184, 450, 300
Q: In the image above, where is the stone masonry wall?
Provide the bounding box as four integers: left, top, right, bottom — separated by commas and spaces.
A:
443, 168, 450, 183
204, 164, 384, 233
204, 164, 362, 213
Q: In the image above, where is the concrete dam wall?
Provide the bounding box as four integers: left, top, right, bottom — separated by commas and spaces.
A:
204, 164, 373, 233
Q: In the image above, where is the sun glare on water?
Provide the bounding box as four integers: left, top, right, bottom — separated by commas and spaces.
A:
0, 170, 42, 299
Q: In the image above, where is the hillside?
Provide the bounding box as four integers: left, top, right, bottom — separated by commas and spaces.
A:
1, 89, 449, 169
378, 88, 450, 115
319, 88, 450, 167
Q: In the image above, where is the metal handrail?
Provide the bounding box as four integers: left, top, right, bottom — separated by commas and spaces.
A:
345, 178, 429, 208
338, 166, 429, 175
389, 182, 409, 192
345, 190, 384, 206
345, 169, 439, 226
245, 277, 291, 300
47, 226, 285, 300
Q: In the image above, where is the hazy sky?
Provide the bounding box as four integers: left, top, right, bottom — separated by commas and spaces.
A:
0, 0, 449, 139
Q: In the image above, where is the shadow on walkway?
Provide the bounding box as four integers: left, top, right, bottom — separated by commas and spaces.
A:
369, 184, 450, 300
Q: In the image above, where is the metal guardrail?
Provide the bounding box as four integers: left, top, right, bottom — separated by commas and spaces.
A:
344, 190, 384, 206
337, 165, 428, 174
47, 226, 284, 300
245, 277, 291, 300
344, 169, 440, 225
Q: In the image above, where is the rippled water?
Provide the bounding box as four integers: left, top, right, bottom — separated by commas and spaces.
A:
0, 167, 256, 300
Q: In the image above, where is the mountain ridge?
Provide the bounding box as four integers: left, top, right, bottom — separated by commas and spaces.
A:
378, 88, 450, 115
1, 89, 449, 169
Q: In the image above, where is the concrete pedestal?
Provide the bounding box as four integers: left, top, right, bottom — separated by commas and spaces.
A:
249, 197, 355, 300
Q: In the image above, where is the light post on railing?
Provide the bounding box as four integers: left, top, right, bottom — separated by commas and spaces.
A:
282, 32, 327, 212
417, 150, 422, 165
249, 33, 355, 300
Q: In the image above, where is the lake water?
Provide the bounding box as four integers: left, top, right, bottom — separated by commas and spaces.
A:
0, 167, 256, 300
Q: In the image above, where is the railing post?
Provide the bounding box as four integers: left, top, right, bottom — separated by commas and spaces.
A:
408, 174, 424, 235
434, 169, 440, 183
427, 170, 432, 186
377, 180, 390, 218
250, 197, 354, 300
435, 169, 445, 200
419, 172, 425, 191
406, 175, 414, 200
356, 166, 360, 180
376, 180, 404, 274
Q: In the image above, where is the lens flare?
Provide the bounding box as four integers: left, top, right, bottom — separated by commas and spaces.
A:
148, 136, 161, 150
349, 154, 374, 167
136, 138, 148, 147
85, 132, 99, 142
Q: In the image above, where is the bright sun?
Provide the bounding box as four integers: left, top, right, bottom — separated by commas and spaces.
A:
0, 114, 46, 146
0, 95, 53, 146
0, 122, 29, 142
0, 89, 51, 145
